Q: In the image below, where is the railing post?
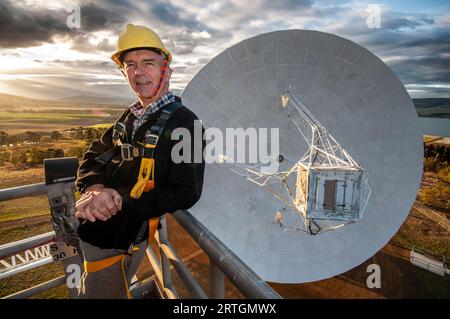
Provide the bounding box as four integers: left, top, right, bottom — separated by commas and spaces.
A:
157, 216, 176, 298
44, 158, 83, 299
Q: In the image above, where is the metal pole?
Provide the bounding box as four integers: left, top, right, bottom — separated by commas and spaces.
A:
146, 247, 180, 299
173, 210, 282, 299
0, 183, 47, 202
159, 241, 208, 299
155, 216, 177, 299
0, 256, 54, 280
0, 231, 55, 259
146, 247, 164, 286
210, 260, 225, 298
2, 275, 66, 299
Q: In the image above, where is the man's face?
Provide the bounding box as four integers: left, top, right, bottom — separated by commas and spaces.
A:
123, 49, 166, 101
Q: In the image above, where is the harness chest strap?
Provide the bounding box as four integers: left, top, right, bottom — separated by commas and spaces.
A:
130, 102, 182, 199
130, 142, 156, 199
97, 101, 182, 197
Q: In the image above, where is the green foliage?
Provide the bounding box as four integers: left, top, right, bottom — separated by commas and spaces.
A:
5, 135, 18, 145
423, 157, 448, 173
69, 127, 106, 142
84, 128, 95, 142
10, 150, 27, 166
420, 166, 450, 211
24, 131, 41, 143
46, 148, 65, 158
424, 157, 438, 172
50, 131, 63, 141
67, 146, 88, 159
8, 148, 66, 166
3, 127, 107, 148
423, 143, 450, 172
27, 148, 45, 164
90, 123, 113, 129
0, 150, 9, 164
436, 166, 450, 183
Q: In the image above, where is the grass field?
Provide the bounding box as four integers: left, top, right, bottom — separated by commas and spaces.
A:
0, 258, 67, 298
0, 196, 49, 224
0, 109, 119, 134
392, 204, 450, 257
89, 123, 113, 129
0, 165, 52, 246
0, 111, 111, 121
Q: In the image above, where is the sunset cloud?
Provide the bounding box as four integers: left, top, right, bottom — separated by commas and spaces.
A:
0, 0, 448, 100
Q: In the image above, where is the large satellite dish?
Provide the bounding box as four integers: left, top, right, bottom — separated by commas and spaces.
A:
181, 30, 423, 283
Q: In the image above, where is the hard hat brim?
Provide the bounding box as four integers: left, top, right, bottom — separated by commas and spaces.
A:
111, 46, 172, 67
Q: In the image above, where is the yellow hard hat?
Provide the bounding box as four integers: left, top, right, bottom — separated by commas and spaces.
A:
111, 24, 172, 67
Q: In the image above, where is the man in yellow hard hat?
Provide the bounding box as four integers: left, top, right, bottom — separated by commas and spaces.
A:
74, 24, 205, 298
111, 24, 173, 107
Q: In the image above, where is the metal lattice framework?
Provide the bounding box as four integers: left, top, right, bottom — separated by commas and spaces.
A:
223, 91, 372, 235
0, 243, 52, 279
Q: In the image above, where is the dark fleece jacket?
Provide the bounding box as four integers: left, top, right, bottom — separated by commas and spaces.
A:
76, 96, 205, 249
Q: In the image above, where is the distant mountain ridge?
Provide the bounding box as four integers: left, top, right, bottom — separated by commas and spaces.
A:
0, 93, 59, 106
413, 98, 450, 109
0, 90, 184, 107
0, 93, 448, 118
413, 98, 450, 118
58, 94, 132, 105
0, 93, 129, 107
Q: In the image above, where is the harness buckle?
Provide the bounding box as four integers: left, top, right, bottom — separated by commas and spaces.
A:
127, 243, 139, 255
120, 143, 134, 161
146, 134, 159, 146
133, 146, 140, 157
112, 122, 126, 146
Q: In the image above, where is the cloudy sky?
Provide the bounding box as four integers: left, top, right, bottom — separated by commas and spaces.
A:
0, 0, 448, 102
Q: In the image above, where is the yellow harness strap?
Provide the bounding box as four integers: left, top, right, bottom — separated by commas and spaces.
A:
130, 144, 155, 199
84, 254, 124, 273
148, 217, 159, 243
83, 217, 160, 299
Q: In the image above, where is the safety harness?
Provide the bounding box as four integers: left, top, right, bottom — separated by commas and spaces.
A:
84, 100, 182, 299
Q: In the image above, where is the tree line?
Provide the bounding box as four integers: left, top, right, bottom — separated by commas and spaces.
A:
0, 126, 108, 146
0, 126, 109, 167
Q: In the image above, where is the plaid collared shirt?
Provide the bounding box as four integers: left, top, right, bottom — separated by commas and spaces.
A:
129, 91, 175, 139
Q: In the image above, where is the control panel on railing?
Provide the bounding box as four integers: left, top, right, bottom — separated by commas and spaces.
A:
44, 157, 82, 262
